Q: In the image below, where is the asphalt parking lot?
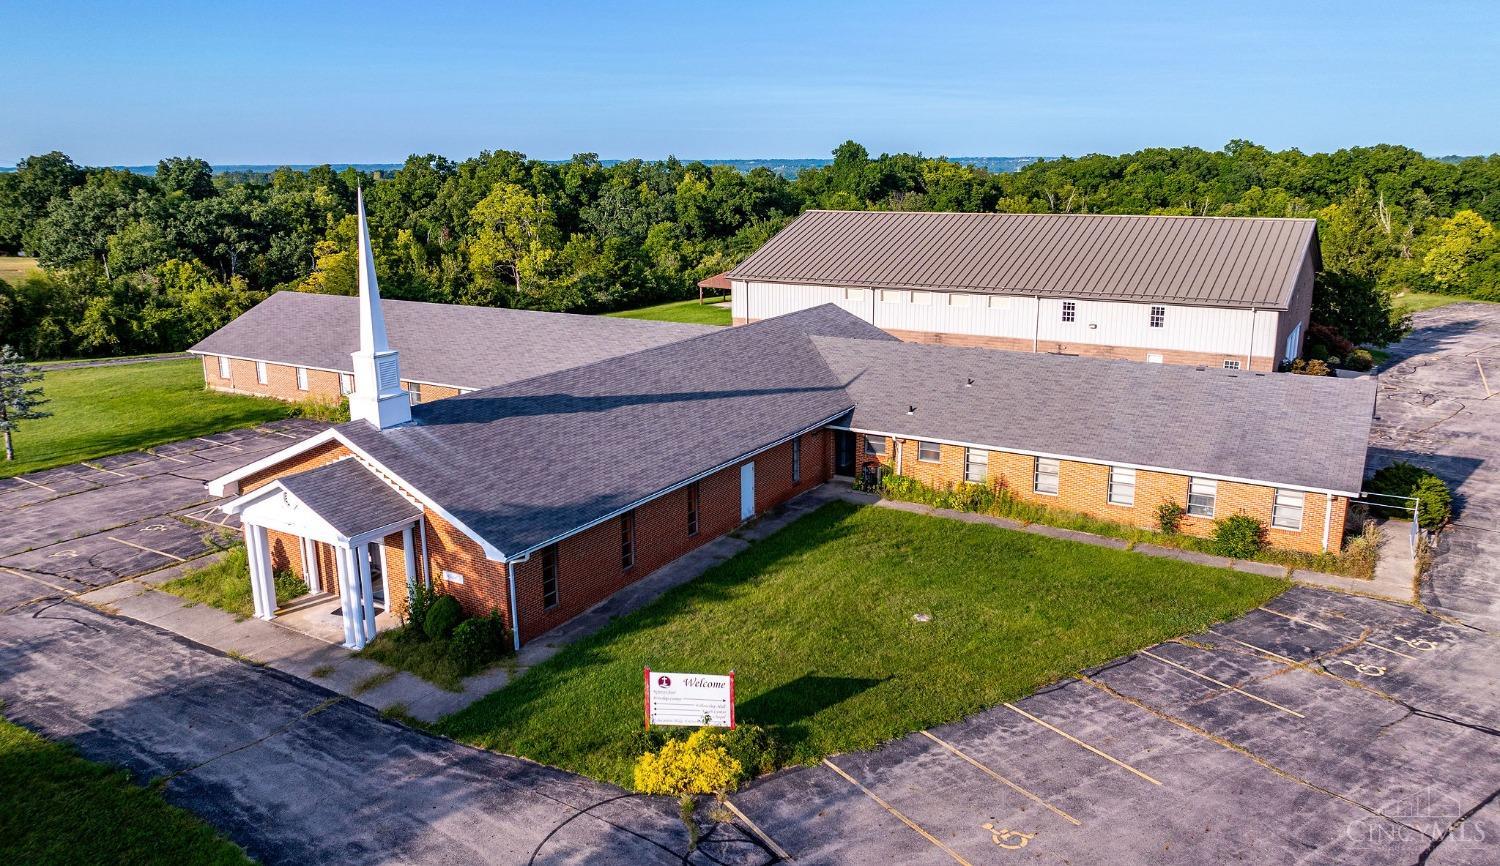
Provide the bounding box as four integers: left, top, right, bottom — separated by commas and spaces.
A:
0, 419, 328, 598
731, 305, 1500, 866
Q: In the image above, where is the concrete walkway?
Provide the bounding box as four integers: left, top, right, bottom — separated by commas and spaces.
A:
78, 482, 854, 724
833, 484, 1416, 602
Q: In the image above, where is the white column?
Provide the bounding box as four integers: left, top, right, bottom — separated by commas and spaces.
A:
335, 545, 361, 649
356, 543, 378, 644
245, 524, 275, 621
402, 526, 417, 594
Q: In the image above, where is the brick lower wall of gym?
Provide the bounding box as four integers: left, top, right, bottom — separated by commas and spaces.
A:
855, 433, 1346, 553
731, 320, 1275, 371
200, 355, 463, 405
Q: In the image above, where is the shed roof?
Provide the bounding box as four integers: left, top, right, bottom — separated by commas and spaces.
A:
813, 335, 1374, 494
189, 292, 714, 389
276, 458, 421, 538
728, 210, 1318, 310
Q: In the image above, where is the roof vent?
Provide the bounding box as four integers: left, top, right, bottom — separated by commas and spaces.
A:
1195, 365, 1207, 372
965, 378, 974, 387
907, 405, 916, 415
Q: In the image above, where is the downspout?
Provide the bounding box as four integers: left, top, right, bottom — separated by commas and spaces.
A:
1246, 307, 1257, 370
894, 438, 904, 475
419, 517, 431, 588
1322, 493, 1333, 553
506, 559, 522, 653
1032, 295, 1040, 353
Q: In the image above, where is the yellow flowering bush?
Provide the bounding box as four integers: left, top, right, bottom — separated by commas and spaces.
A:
633, 728, 743, 797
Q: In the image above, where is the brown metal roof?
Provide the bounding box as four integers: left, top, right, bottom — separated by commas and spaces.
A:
697, 271, 732, 291
727, 210, 1318, 310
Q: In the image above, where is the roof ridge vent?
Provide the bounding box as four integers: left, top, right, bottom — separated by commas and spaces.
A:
965, 377, 974, 387
907, 405, 916, 415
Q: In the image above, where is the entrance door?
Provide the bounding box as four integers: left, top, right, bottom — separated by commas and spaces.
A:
740, 462, 756, 521
834, 430, 856, 476
366, 542, 386, 610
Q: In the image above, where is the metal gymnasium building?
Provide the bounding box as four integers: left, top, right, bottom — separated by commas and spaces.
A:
199, 195, 1373, 653
728, 210, 1319, 371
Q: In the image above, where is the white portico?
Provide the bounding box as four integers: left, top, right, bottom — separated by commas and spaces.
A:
222, 457, 424, 649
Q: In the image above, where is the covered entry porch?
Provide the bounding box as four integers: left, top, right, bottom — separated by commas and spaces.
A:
221, 458, 426, 650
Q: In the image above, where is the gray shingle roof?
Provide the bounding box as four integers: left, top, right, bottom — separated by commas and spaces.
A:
813, 335, 1375, 494
728, 210, 1319, 310
189, 292, 715, 389
335, 306, 896, 557
277, 458, 421, 538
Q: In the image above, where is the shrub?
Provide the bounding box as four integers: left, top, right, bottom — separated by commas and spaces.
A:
450, 611, 510, 675
1343, 348, 1375, 372
717, 725, 783, 782
1289, 358, 1333, 376
1307, 323, 1356, 358
1157, 501, 1185, 534
272, 568, 307, 604
1211, 515, 1267, 558
1367, 461, 1453, 530
423, 594, 463, 640
399, 581, 438, 641
633, 728, 743, 797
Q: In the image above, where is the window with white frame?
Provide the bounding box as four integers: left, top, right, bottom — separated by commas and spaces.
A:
296, 367, 309, 391
949, 293, 971, 307
964, 448, 988, 484
255, 361, 268, 385
917, 441, 941, 463
1187, 478, 1217, 517
217, 356, 231, 379
1034, 457, 1060, 495
407, 382, 422, 405
988, 295, 1010, 310
1108, 466, 1136, 506
1272, 489, 1305, 530
844, 287, 868, 302
1149, 306, 1166, 328
541, 545, 559, 609
864, 435, 887, 456
791, 438, 802, 483
339, 373, 354, 395
1223, 359, 1242, 370
1062, 301, 1076, 323
910, 290, 932, 305
879, 289, 905, 304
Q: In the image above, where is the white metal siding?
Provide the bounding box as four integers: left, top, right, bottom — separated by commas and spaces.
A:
737, 281, 1279, 358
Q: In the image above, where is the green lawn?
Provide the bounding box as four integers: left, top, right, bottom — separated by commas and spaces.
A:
604, 297, 731, 326
439, 502, 1286, 787
0, 255, 40, 285
1392, 291, 1496, 314
2, 358, 292, 478
0, 715, 253, 865
161, 545, 305, 619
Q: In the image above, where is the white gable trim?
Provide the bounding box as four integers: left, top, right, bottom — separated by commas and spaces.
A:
206, 428, 508, 562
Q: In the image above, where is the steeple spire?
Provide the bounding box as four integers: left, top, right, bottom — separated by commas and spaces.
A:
348, 185, 411, 429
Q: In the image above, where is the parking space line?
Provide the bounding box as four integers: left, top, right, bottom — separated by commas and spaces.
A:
1139, 650, 1306, 719
1258, 606, 1419, 661
1001, 702, 1162, 786
721, 800, 795, 861
920, 730, 1081, 826
0, 567, 77, 596
107, 536, 187, 562
822, 758, 975, 866
85, 463, 135, 479
1207, 630, 1298, 665
12, 475, 56, 492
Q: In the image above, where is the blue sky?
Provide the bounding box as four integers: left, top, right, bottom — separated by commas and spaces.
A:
4, 0, 1497, 165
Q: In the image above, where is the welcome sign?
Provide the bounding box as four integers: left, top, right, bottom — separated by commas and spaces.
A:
644, 667, 736, 729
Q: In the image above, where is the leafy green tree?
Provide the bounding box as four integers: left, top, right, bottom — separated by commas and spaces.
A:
469, 182, 559, 300
1421, 210, 1494, 292
0, 345, 50, 461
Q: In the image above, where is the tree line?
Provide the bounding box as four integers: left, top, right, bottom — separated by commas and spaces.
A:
2, 139, 1498, 360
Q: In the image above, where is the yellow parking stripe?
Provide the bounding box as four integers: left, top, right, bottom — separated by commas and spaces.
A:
920, 730, 1081, 826
1140, 649, 1305, 718
1002, 703, 1162, 785
822, 758, 975, 866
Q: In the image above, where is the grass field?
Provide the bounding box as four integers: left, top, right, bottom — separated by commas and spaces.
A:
439, 501, 1286, 787
0, 715, 252, 865
1, 358, 291, 478
1392, 291, 1497, 314
0, 255, 40, 285
604, 296, 731, 326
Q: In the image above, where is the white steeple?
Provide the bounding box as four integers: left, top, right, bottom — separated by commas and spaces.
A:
348, 185, 410, 429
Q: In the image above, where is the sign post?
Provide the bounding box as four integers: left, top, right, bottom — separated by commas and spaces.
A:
645, 667, 736, 729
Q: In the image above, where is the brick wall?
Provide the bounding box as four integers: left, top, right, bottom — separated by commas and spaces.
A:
856, 433, 1344, 553
201, 355, 345, 403
240, 440, 352, 493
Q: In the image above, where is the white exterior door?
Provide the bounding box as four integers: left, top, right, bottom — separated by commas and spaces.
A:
740, 463, 755, 521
